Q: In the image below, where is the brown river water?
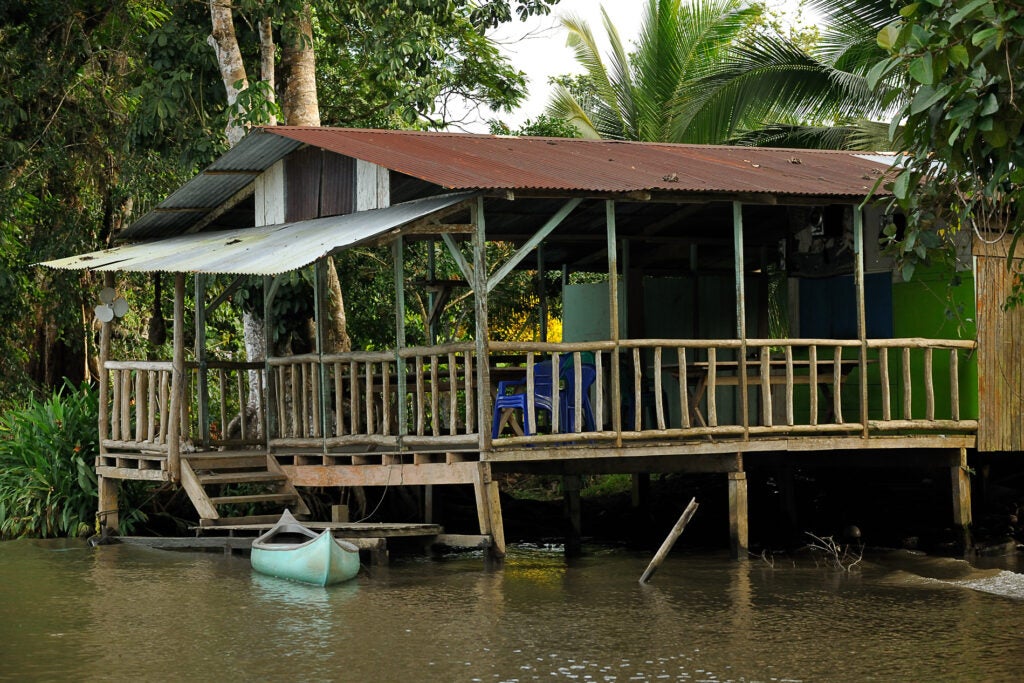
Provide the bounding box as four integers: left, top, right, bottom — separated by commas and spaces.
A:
1, 539, 1022, 682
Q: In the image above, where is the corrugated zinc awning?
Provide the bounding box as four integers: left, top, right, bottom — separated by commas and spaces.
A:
41, 192, 475, 275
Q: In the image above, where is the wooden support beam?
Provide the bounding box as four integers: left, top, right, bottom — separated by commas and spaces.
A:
631, 472, 650, 509
97, 475, 120, 531
441, 232, 474, 285
473, 462, 506, 559
313, 261, 329, 446
195, 274, 209, 449
263, 275, 280, 442
854, 207, 869, 437
733, 202, 749, 437
607, 200, 622, 445
563, 474, 583, 556
472, 198, 492, 452
951, 447, 972, 550
168, 272, 186, 482
728, 470, 749, 559
393, 238, 408, 442
486, 198, 582, 293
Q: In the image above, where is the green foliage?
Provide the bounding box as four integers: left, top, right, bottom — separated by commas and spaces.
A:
313, 1, 545, 128
0, 383, 99, 539
488, 114, 581, 138
546, 0, 903, 149
873, 0, 1024, 300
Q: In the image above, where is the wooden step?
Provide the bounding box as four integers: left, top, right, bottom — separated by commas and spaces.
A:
197, 471, 287, 485
185, 453, 267, 470
208, 492, 298, 506
200, 513, 307, 527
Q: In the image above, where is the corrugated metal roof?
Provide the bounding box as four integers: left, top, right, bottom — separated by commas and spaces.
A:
266, 127, 891, 197
119, 127, 892, 241
42, 193, 474, 275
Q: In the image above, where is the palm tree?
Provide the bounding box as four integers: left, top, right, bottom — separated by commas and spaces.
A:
548, 0, 762, 142
698, 0, 906, 149
548, 0, 905, 149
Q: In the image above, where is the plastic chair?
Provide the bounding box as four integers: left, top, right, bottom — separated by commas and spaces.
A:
491, 361, 597, 437
491, 362, 556, 438
563, 363, 597, 432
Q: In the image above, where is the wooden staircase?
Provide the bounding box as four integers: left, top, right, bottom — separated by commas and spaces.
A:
180, 451, 310, 526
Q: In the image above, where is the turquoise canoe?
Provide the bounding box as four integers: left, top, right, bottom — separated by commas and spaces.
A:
250, 509, 360, 586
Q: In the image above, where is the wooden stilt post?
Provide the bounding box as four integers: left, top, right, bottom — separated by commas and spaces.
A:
631, 473, 650, 510
563, 474, 583, 556
728, 469, 749, 559
778, 463, 799, 530
952, 446, 973, 551
474, 462, 506, 559
97, 475, 119, 531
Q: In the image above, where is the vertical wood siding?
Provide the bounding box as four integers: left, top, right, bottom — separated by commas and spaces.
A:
974, 235, 1024, 451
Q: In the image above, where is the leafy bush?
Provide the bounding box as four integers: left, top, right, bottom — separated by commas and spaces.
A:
0, 382, 99, 539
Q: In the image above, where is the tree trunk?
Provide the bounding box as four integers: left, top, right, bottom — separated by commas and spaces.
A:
259, 16, 277, 126
208, 0, 249, 146
280, 4, 319, 127
324, 256, 351, 352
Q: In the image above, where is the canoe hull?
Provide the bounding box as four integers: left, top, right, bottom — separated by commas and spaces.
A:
251, 512, 360, 586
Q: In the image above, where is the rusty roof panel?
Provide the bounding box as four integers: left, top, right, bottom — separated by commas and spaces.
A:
118, 127, 892, 242
264, 127, 891, 198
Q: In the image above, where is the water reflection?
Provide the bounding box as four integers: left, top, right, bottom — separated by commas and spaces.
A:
1, 539, 1022, 681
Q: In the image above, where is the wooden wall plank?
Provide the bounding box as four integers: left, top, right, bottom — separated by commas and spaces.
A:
975, 234, 1024, 451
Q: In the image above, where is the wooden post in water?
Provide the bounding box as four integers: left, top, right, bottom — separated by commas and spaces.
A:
728, 470, 749, 559
640, 497, 699, 583
563, 474, 583, 556
951, 446, 973, 552
474, 462, 506, 560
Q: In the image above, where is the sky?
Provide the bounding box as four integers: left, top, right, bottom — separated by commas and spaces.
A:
471, 0, 816, 132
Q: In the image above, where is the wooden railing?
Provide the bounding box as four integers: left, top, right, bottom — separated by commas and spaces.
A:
102, 337, 977, 463
103, 361, 175, 452
187, 361, 266, 448
265, 343, 478, 452
488, 337, 978, 446
102, 360, 267, 455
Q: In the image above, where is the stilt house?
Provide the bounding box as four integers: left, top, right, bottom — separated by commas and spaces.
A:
44, 127, 1023, 556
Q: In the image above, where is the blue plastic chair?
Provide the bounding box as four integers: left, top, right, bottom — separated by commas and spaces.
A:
491, 361, 597, 437
563, 363, 597, 432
